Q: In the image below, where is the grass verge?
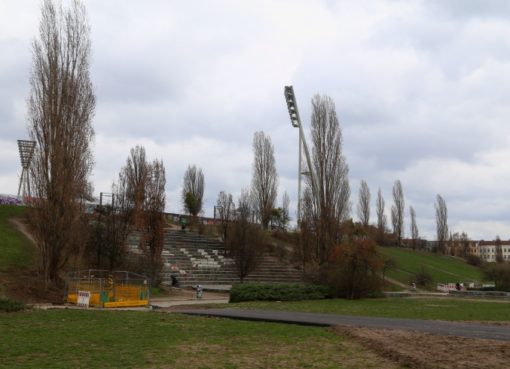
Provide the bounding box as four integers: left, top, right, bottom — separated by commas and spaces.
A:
0, 309, 398, 369
227, 297, 510, 321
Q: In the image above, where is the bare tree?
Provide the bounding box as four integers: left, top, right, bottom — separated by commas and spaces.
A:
303, 94, 350, 264
410, 206, 419, 250
100, 174, 132, 271
280, 191, 291, 229
27, 0, 95, 286
182, 165, 204, 217
251, 131, 278, 229
435, 194, 448, 254
391, 180, 405, 246
216, 191, 235, 242
450, 231, 470, 257
391, 206, 398, 243
91, 149, 166, 284
297, 188, 317, 269
140, 159, 166, 286
357, 180, 371, 227
495, 236, 504, 263
270, 191, 291, 230
124, 146, 150, 228
97, 149, 149, 271
227, 190, 263, 282
460, 232, 470, 258
376, 188, 386, 244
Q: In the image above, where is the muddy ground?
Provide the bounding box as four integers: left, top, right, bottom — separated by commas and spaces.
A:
334, 326, 510, 369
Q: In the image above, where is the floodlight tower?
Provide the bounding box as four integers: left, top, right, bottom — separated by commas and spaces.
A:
284, 86, 316, 226
17, 140, 36, 199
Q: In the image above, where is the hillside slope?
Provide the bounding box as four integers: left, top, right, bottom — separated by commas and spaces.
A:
379, 247, 483, 287
0, 205, 34, 272
0, 205, 40, 301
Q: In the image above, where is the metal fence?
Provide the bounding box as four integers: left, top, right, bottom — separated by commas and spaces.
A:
66, 269, 150, 308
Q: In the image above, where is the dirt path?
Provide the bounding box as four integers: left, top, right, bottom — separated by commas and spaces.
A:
384, 275, 426, 292
8, 217, 36, 245
336, 326, 510, 369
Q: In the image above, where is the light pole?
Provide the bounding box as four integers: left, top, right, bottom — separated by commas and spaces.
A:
284, 86, 316, 227
17, 140, 36, 199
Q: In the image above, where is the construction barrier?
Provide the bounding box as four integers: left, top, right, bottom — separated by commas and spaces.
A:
67, 270, 150, 308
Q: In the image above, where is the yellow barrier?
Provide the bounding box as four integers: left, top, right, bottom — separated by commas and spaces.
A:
103, 300, 149, 308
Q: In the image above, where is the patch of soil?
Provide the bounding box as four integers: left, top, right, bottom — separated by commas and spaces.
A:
333, 326, 510, 369
0, 267, 65, 304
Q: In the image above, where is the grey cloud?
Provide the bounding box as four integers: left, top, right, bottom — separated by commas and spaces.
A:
429, 0, 510, 20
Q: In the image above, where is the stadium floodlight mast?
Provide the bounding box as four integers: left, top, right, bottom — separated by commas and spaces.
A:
284, 86, 316, 226
17, 139, 36, 199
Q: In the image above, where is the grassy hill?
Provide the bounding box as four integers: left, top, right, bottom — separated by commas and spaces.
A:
0, 205, 37, 301
0, 205, 34, 272
379, 246, 483, 288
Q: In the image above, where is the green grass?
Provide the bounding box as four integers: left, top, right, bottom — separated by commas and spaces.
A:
380, 247, 483, 287
0, 309, 392, 369
0, 205, 34, 272
227, 297, 510, 321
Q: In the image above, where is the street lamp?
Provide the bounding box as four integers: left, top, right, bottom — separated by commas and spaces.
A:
283, 86, 316, 226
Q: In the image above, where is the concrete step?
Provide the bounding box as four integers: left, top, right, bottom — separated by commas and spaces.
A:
129, 228, 303, 286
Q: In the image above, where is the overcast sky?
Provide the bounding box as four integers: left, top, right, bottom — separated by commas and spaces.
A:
2, 0, 510, 240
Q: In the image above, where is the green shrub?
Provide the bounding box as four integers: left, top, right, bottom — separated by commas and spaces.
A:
0, 297, 26, 312
482, 263, 510, 291
229, 283, 331, 303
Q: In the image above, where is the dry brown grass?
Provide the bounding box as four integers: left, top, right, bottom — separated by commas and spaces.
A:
334, 326, 510, 369
149, 338, 401, 369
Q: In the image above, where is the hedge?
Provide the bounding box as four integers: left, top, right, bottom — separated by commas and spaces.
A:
0, 297, 27, 312
229, 283, 331, 303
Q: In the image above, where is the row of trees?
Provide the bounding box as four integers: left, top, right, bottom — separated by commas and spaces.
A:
23, 0, 463, 295
356, 179, 450, 252
181, 130, 289, 232
25, 0, 276, 289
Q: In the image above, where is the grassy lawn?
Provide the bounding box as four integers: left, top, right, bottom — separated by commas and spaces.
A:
379, 247, 483, 287
227, 297, 510, 321
0, 205, 34, 272
0, 309, 396, 369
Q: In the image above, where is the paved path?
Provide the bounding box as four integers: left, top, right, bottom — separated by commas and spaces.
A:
151, 298, 229, 308
180, 308, 510, 341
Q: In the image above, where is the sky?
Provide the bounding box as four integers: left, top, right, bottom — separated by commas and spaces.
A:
2, 0, 510, 241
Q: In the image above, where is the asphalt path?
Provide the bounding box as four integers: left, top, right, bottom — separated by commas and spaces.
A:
181, 308, 510, 341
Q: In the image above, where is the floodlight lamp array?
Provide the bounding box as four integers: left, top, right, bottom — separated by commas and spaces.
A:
284, 85, 300, 127
17, 140, 36, 169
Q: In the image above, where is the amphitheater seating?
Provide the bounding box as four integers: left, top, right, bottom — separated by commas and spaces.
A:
128, 228, 302, 287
